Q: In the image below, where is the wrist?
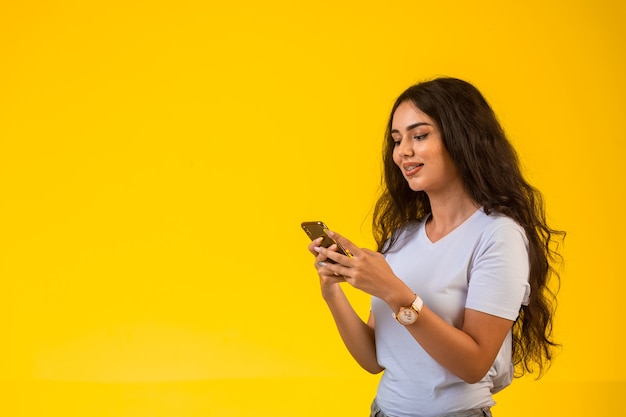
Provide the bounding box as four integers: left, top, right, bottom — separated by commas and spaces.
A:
385, 285, 418, 314
321, 282, 343, 301
393, 294, 424, 326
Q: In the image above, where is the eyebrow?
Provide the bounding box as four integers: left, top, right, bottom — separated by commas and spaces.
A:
391, 122, 432, 134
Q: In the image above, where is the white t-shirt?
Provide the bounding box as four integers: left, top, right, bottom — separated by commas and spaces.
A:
371, 208, 530, 417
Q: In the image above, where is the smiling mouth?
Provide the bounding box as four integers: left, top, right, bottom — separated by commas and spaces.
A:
404, 163, 424, 172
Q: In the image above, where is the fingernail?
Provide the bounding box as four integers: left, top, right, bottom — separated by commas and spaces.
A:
314, 246, 323, 253
318, 261, 327, 267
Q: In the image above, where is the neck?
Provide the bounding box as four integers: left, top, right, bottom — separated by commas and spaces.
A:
426, 189, 480, 243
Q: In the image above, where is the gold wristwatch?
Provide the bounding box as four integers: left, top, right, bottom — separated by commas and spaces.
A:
393, 294, 424, 325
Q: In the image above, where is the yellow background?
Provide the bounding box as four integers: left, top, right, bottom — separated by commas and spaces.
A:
1, 0, 624, 415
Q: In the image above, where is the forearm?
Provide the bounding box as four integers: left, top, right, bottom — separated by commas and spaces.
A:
324, 286, 383, 374
405, 307, 494, 382
387, 290, 512, 383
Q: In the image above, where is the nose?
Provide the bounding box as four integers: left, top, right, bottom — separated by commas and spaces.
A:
397, 136, 414, 157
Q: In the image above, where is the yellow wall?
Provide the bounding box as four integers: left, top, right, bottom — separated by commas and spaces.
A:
1, 0, 624, 415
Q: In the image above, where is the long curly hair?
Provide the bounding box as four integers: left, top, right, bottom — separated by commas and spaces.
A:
373, 77, 565, 377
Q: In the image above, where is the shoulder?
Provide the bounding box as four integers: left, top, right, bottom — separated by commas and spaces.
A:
470, 209, 527, 244
459, 210, 529, 261
465, 210, 530, 272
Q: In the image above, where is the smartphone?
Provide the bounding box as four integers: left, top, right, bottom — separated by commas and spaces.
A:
301, 221, 353, 263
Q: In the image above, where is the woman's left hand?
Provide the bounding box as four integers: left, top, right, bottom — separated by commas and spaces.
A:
315, 230, 406, 301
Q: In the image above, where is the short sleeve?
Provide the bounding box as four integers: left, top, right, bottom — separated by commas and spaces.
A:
465, 222, 530, 321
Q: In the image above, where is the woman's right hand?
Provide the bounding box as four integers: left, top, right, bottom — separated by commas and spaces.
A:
308, 238, 345, 299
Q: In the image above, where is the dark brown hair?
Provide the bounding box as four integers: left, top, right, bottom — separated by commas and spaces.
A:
373, 77, 565, 377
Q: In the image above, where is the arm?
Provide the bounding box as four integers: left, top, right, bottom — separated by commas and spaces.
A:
319, 230, 517, 383
308, 238, 383, 374
390, 294, 513, 383
323, 288, 383, 374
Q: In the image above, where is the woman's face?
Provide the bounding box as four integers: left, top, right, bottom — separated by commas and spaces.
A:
391, 100, 461, 195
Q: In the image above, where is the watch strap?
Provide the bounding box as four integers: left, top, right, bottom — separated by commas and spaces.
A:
410, 294, 423, 314
393, 294, 423, 324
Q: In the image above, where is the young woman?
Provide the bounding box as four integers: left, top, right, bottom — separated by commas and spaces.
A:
307, 77, 564, 417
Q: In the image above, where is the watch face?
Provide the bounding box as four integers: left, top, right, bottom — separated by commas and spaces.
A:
398, 307, 417, 325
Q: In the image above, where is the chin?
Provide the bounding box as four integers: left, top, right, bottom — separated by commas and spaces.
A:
405, 181, 425, 192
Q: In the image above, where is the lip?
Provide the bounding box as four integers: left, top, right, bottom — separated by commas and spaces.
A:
402, 162, 423, 177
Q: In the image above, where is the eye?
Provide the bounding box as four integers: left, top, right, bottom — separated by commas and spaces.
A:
414, 133, 428, 141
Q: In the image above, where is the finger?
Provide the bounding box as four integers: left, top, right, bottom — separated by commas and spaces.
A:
307, 237, 324, 256
318, 251, 351, 278
318, 263, 345, 280
314, 242, 340, 255
316, 257, 344, 280
314, 244, 341, 271
325, 230, 359, 259
316, 244, 347, 267
318, 271, 346, 284
323, 245, 345, 265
